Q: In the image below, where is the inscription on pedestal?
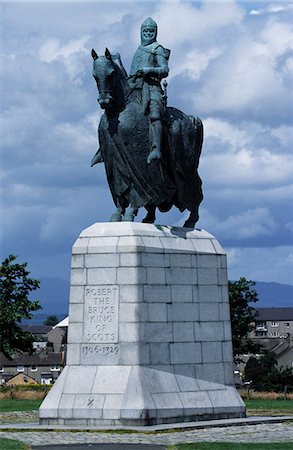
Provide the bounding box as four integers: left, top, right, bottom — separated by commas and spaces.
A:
83, 285, 119, 343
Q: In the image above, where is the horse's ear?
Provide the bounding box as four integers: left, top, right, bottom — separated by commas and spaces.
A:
105, 48, 113, 62
91, 49, 98, 60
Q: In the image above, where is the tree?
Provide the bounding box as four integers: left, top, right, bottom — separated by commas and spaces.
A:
229, 277, 259, 362
0, 255, 41, 359
44, 315, 59, 327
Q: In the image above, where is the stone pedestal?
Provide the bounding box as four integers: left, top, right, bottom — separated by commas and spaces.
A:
39, 222, 245, 426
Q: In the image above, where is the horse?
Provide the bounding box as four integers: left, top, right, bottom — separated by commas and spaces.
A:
91, 48, 203, 228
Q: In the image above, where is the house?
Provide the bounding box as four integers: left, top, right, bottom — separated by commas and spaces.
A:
0, 352, 65, 385
20, 324, 66, 352
245, 307, 293, 370
250, 308, 293, 339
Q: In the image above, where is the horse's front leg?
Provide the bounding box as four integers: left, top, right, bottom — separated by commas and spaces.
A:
183, 208, 199, 229
123, 206, 139, 222
142, 205, 156, 224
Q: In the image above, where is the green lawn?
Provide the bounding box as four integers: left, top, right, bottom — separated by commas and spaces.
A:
169, 444, 293, 449
0, 399, 42, 413
0, 438, 30, 450
245, 398, 293, 415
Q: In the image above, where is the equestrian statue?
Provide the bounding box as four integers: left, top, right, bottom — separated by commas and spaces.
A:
91, 17, 203, 228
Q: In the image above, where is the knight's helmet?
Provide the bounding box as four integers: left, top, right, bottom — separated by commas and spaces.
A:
140, 17, 158, 45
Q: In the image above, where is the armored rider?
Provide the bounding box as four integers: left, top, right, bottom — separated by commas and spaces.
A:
129, 17, 170, 164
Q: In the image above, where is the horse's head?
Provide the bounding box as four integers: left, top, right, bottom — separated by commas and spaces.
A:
92, 48, 123, 111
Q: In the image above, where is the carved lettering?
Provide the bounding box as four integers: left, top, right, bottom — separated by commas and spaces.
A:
83, 285, 119, 343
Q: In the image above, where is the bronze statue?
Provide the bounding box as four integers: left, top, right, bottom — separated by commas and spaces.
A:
91, 18, 203, 227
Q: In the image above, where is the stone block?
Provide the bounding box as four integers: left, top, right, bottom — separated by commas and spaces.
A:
166, 267, 197, 285
170, 253, 192, 267
195, 363, 225, 386
103, 394, 124, 419
198, 285, 222, 302
120, 284, 143, 303
117, 267, 146, 285
169, 303, 198, 322
143, 285, 171, 303
73, 394, 104, 419
69, 285, 84, 303
153, 392, 183, 418
222, 341, 234, 363
59, 394, 75, 418
223, 321, 232, 341
141, 236, 164, 252
202, 341, 223, 363
63, 366, 97, 394
218, 268, 228, 285
199, 302, 219, 321
119, 322, 144, 342
72, 237, 89, 254
66, 344, 80, 365
171, 285, 193, 303
196, 254, 219, 268
179, 391, 213, 414
142, 366, 179, 394
70, 268, 86, 286
145, 323, 173, 342
170, 343, 202, 364
119, 253, 141, 267
197, 268, 218, 285
142, 253, 170, 267
174, 365, 199, 391
211, 239, 225, 254
194, 322, 224, 342
85, 253, 119, 268
120, 303, 148, 323
88, 236, 118, 253
147, 267, 166, 284
71, 254, 84, 268
150, 343, 170, 364
68, 303, 83, 323
219, 303, 230, 321
67, 323, 83, 344
148, 303, 167, 322
160, 236, 194, 253
192, 239, 215, 253
119, 342, 150, 365
92, 366, 131, 394
117, 236, 145, 253
87, 268, 116, 285
173, 322, 194, 342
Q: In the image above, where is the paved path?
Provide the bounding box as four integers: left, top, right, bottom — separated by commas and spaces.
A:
1, 422, 293, 447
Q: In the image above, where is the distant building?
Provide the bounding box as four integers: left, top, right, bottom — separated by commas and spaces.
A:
250, 308, 293, 339
0, 352, 65, 385
245, 307, 293, 370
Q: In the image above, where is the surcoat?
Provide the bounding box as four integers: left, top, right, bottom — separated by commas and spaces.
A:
129, 42, 170, 115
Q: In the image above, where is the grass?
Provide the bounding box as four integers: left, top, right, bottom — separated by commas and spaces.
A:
0, 438, 30, 450
168, 444, 293, 449
0, 399, 42, 413
245, 398, 293, 415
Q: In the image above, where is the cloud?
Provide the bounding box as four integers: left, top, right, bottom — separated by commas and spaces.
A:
1, 0, 292, 286
227, 245, 293, 285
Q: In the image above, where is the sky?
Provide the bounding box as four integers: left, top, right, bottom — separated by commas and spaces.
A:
1, 0, 293, 286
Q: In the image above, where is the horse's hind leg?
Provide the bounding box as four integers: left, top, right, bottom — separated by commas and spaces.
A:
123, 206, 138, 222
142, 205, 156, 224
183, 209, 199, 228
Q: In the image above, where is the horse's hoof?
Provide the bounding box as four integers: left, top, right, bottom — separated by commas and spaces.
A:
122, 213, 135, 222
142, 216, 155, 224
183, 220, 195, 228
110, 213, 122, 222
